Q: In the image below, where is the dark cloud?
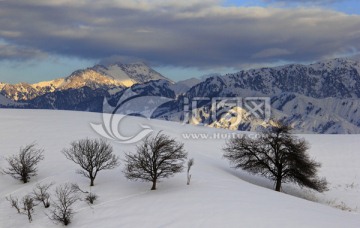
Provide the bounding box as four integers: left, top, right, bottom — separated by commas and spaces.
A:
0, 0, 359, 69
0, 42, 47, 61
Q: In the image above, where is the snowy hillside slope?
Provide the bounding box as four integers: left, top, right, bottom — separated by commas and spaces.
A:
0, 109, 359, 227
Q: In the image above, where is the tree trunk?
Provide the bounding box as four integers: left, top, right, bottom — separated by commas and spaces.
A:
275, 176, 282, 192
187, 173, 191, 185
27, 211, 32, 222
44, 201, 50, 208
64, 218, 69, 226
90, 178, 94, 187
151, 179, 157, 190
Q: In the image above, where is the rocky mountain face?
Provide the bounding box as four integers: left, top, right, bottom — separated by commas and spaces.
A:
27, 87, 108, 112
1, 58, 360, 134
94, 62, 171, 85
187, 58, 360, 99
184, 58, 360, 133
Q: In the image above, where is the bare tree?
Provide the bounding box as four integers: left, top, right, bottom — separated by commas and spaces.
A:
6, 195, 21, 213
49, 183, 79, 226
22, 195, 36, 223
3, 144, 44, 183
187, 158, 194, 185
32, 182, 54, 208
224, 124, 328, 192
6, 194, 37, 222
62, 138, 119, 186
124, 132, 187, 190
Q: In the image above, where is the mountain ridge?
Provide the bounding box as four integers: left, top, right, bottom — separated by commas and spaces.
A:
188, 58, 360, 99
1, 57, 360, 134
0, 62, 171, 101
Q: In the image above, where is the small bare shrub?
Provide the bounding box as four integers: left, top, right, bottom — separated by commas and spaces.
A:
22, 195, 36, 222
6, 195, 21, 213
85, 193, 98, 204
32, 182, 54, 208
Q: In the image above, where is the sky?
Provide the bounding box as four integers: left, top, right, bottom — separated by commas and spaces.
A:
0, 0, 360, 84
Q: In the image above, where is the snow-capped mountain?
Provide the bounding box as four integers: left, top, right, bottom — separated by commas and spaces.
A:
184, 58, 360, 133
187, 58, 360, 99
0, 62, 171, 101
1, 57, 360, 134
94, 62, 171, 86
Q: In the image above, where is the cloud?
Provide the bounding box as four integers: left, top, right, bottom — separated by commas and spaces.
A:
0, 42, 47, 61
99, 55, 147, 65
0, 0, 359, 69
252, 48, 293, 58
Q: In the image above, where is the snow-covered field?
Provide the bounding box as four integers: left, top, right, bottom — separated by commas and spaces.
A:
0, 109, 359, 227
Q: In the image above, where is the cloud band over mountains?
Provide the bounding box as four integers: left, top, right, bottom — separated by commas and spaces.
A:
0, 0, 359, 68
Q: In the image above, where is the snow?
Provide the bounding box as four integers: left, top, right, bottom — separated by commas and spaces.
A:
0, 94, 19, 106
170, 78, 202, 95
108, 87, 124, 96
0, 109, 359, 228
271, 93, 360, 133
32, 78, 65, 89
100, 64, 136, 86
101, 63, 170, 86
0, 62, 171, 102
